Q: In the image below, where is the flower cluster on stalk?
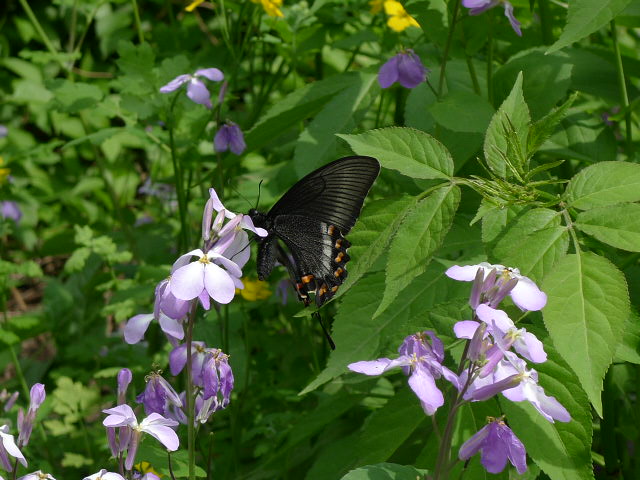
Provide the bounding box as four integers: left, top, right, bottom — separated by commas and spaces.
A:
348, 262, 571, 475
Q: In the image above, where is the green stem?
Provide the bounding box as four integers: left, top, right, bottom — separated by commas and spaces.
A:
438, 0, 461, 96
8, 344, 30, 400
537, 0, 554, 45
167, 93, 189, 251
611, 20, 633, 157
130, 0, 145, 44
487, 10, 494, 105
17, 0, 63, 67
465, 55, 481, 95
185, 302, 198, 480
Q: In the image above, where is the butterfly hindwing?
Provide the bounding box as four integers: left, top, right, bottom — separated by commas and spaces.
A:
251, 156, 380, 307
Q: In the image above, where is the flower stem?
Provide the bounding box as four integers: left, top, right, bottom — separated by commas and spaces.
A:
537, 0, 554, 45
168, 93, 190, 251
185, 302, 198, 480
130, 0, 144, 44
168, 451, 177, 480
438, 0, 461, 96
17, 0, 64, 68
611, 20, 633, 157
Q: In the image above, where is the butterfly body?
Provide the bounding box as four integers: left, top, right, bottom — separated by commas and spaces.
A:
249, 156, 380, 307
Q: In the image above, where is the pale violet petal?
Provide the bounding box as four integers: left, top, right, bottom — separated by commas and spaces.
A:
510, 277, 547, 311
159, 74, 190, 93
203, 263, 236, 304
195, 68, 224, 82
458, 423, 490, 460
186, 78, 212, 108
408, 366, 444, 415
453, 320, 480, 339
445, 264, 486, 281
124, 313, 154, 344
514, 331, 547, 363
171, 249, 204, 274
158, 314, 184, 341
171, 261, 206, 301
476, 304, 514, 332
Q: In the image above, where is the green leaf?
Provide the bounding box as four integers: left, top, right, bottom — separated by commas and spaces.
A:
493, 48, 573, 121
564, 161, 640, 209
48, 79, 104, 113
341, 463, 428, 480
246, 72, 362, 150
614, 310, 640, 364
528, 93, 578, 155
547, 0, 633, 53
492, 208, 570, 280
575, 204, 640, 251
293, 72, 378, 176
500, 339, 594, 480
484, 72, 530, 178
375, 185, 460, 317
429, 91, 494, 133
338, 127, 454, 179
336, 196, 418, 299
405, 83, 436, 132
479, 202, 526, 244
542, 252, 630, 415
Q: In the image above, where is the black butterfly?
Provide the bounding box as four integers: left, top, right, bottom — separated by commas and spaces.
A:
249, 156, 380, 309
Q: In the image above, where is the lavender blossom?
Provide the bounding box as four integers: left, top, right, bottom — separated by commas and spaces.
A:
378, 50, 429, 89
1, 201, 22, 223
17, 383, 45, 447
202, 349, 234, 409
83, 470, 125, 480
117, 368, 132, 405
159, 68, 224, 109
0, 425, 27, 471
214, 122, 246, 155
462, 0, 522, 36
136, 372, 183, 416
0, 389, 19, 412
349, 331, 459, 415
459, 417, 527, 474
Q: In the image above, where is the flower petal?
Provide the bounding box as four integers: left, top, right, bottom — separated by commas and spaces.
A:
140, 414, 180, 451
203, 262, 236, 304
159, 74, 190, 93
378, 55, 400, 88
186, 79, 212, 108
171, 261, 206, 301
510, 278, 547, 311
195, 68, 224, 82
459, 423, 490, 460
158, 314, 184, 341
408, 366, 444, 415
348, 357, 410, 375
124, 313, 154, 344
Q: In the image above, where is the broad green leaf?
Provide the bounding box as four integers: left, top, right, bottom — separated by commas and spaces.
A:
246, 72, 362, 150
375, 185, 460, 317
493, 48, 573, 121
500, 339, 594, 480
48, 80, 104, 113
575, 204, 640, 251
492, 208, 569, 279
541, 112, 617, 163
405, 83, 437, 133
429, 91, 494, 133
614, 310, 640, 364
479, 201, 526, 244
293, 72, 378, 176
337, 196, 418, 299
542, 252, 630, 415
547, 0, 633, 53
341, 463, 428, 480
338, 127, 454, 179
484, 72, 530, 178
564, 161, 640, 209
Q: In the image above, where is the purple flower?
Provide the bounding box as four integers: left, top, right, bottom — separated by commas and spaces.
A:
349, 331, 459, 415
459, 417, 527, 474
0, 389, 19, 412
159, 68, 224, 109
117, 368, 132, 406
102, 404, 179, 471
0, 125, 7, 138
462, 0, 522, 36
0, 424, 27, 471
136, 372, 183, 416
17, 383, 45, 447
214, 122, 246, 155
83, 470, 126, 480
154, 278, 190, 321
169, 341, 208, 383
446, 263, 547, 311
1, 201, 22, 223
18, 472, 56, 480
202, 348, 234, 409
378, 50, 429, 89
123, 311, 184, 345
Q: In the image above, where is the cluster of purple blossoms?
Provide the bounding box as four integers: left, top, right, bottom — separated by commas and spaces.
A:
0, 383, 47, 479
462, 0, 522, 36
1, 201, 22, 223
349, 262, 570, 475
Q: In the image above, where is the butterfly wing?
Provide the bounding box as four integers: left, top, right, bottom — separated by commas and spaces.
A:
260, 156, 380, 306
267, 156, 380, 233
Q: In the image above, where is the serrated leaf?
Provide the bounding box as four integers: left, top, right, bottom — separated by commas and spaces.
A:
484, 72, 530, 178
337, 196, 418, 299
479, 201, 526, 244
338, 127, 454, 179
492, 208, 569, 279
500, 339, 594, 480
293, 72, 378, 176
547, 0, 633, 53
341, 463, 428, 480
375, 185, 460, 317
564, 161, 640, 210
542, 252, 629, 415
575, 204, 640, 251
614, 310, 640, 364
528, 93, 578, 155
49, 79, 104, 113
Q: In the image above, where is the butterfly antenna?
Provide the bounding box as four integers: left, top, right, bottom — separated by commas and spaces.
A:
256, 179, 264, 209
228, 184, 254, 210
312, 311, 336, 350
228, 238, 254, 263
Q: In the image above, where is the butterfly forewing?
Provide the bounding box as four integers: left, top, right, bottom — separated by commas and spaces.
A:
267, 156, 380, 233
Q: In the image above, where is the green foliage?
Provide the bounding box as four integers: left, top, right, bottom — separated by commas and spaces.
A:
1, 0, 639, 478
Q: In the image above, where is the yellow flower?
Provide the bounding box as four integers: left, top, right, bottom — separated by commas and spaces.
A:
369, 0, 384, 14
251, 0, 284, 17
384, 0, 420, 32
0, 157, 10, 185
135, 462, 162, 477
238, 278, 272, 301
185, 0, 205, 12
